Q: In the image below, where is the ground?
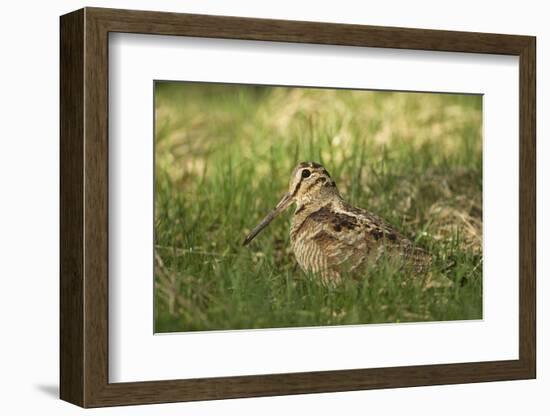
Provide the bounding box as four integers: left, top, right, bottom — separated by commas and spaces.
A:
154, 82, 482, 332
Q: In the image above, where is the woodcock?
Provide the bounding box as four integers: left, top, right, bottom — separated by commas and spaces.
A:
243, 162, 431, 284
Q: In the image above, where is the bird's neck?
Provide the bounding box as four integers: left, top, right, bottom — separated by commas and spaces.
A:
293, 193, 343, 219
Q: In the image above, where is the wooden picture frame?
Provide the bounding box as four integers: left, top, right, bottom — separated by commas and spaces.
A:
60, 7, 536, 408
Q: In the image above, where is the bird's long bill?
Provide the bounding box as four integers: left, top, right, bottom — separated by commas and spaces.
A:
243, 193, 293, 246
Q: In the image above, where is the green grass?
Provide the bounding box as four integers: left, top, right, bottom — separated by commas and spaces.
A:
154, 82, 483, 332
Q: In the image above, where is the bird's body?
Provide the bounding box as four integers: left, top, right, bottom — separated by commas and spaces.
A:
244, 162, 431, 284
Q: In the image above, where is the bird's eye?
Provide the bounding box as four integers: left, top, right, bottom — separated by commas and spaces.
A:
301, 169, 311, 178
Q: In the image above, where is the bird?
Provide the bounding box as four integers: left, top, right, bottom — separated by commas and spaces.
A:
243, 161, 431, 285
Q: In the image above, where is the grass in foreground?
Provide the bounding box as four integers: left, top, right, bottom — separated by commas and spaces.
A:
154, 82, 483, 332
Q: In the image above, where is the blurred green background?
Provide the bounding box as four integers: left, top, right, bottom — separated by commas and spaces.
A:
154, 81, 482, 332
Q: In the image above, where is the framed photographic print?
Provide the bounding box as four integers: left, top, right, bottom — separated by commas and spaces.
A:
60, 7, 536, 408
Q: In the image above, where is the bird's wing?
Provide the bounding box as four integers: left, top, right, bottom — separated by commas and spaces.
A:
303, 204, 429, 276
350, 206, 432, 272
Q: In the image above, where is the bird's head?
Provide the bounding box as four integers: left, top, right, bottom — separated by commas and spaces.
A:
243, 161, 339, 245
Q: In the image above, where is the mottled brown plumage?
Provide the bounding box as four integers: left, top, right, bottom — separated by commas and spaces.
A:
244, 162, 431, 284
